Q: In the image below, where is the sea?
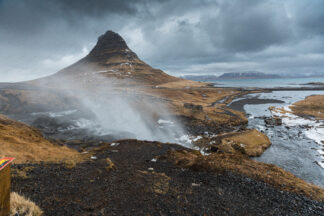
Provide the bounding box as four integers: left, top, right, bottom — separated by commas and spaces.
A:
212, 77, 324, 88
208, 77, 324, 187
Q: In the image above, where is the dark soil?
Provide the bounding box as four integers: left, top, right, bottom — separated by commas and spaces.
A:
12, 140, 324, 216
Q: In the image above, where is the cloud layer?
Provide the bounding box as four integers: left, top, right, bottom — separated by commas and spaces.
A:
1, 0, 324, 81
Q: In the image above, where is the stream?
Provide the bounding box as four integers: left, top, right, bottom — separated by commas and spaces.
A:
230, 91, 324, 187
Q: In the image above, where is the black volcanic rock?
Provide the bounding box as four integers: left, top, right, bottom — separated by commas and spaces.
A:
12, 140, 324, 215
86, 30, 138, 62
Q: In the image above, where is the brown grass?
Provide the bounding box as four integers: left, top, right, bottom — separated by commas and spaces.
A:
105, 157, 115, 171
11, 166, 35, 179
142, 86, 247, 125
158, 79, 207, 88
290, 95, 324, 119
166, 150, 324, 202
0, 115, 83, 164
10, 192, 43, 216
219, 129, 271, 157
137, 170, 171, 195
194, 129, 271, 157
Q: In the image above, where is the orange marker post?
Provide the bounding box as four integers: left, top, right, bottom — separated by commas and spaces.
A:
0, 157, 15, 216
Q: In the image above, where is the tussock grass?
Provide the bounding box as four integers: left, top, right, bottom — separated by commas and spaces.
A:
291, 95, 324, 120
0, 114, 83, 164
10, 192, 42, 216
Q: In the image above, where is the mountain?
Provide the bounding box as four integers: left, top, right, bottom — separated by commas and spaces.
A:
43, 30, 180, 86
218, 71, 281, 79
181, 72, 281, 82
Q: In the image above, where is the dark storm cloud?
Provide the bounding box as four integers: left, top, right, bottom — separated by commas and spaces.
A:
293, 0, 324, 36
216, 1, 292, 52
0, 0, 143, 37
0, 0, 324, 82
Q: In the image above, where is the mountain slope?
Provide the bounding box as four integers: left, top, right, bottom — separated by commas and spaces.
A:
0, 114, 81, 164
46, 30, 181, 86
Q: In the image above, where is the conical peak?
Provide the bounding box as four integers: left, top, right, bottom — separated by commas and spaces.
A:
48, 30, 181, 85
86, 30, 138, 62
96, 30, 128, 49
86, 31, 138, 64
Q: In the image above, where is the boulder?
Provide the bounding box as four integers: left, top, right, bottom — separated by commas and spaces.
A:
184, 103, 203, 111
264, 117, 282, 126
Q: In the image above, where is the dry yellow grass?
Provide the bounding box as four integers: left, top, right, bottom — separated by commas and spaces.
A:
105, 157, 115, 171
290, 95, 324, 119
158, 79, 207, 88
194, 129, 271, 157
142, 86, 247, 125
11, 166, 35, 179
219, 129, 271, 157
0, 114, 82, 164
137, 170, 171, 195
10, 192, 43, 216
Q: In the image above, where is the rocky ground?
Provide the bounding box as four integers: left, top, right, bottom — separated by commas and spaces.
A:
12, 140, 324, 216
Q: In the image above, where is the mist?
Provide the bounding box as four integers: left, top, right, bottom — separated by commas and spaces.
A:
34, 70, 189, 145
77, 83, 186, 143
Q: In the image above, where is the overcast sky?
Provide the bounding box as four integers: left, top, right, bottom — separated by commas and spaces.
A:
1, 0, 324, 82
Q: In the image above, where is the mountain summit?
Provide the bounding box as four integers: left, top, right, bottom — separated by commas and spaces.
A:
86, 30, 138, 63
51, 30, 180, 86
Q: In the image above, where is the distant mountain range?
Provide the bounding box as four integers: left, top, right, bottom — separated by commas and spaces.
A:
181, 71, 324, 81
181, 71, 280, 81
218, 72, 281, 79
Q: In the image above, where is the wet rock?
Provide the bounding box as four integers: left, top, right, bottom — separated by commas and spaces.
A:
184, 103, 203, 111
264, 117, 282, 126
210, 145, 219, 152
31, 115, 70, 133
205, 115, 211, 121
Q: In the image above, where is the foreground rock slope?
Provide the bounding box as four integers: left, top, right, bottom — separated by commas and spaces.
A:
12, 140, 324, 215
